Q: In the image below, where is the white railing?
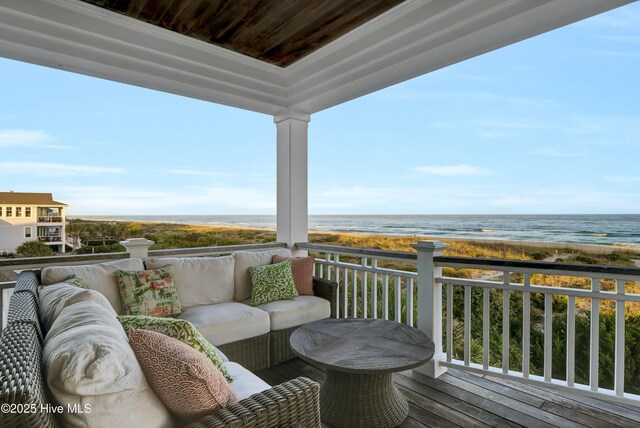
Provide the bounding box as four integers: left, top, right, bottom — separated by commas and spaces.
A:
297, 241, 640, 406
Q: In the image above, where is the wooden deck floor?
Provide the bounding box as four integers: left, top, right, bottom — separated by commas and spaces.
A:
256, 358, 640, 427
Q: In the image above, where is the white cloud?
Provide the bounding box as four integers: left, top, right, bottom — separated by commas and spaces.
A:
0, 129, 68, 149
0, 161, 125, 177
604, 176, 640, 183
59, 185, 275, 215
529, 148, 587, 157
169, 169, 233, 178
413, 164, 492, 176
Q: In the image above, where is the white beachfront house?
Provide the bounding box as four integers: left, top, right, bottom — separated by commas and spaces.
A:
0, 192, 67, 254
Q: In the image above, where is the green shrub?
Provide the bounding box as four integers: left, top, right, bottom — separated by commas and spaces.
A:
16, 241, 54, 257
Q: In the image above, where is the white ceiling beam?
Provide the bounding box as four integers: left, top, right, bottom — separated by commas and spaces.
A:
0, 0, 634, 117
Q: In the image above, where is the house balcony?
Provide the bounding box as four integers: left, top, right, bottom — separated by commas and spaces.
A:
1, 241, 638, 426
37, 235, 62, 243
37, 216, 64, 223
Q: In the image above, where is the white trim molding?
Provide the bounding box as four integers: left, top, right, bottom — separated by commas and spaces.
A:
0, 0, 634, 116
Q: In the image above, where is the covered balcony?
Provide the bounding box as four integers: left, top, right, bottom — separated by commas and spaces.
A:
1, 0, 639, 426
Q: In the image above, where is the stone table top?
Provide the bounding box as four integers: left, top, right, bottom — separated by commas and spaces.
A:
290, 318, 435, 374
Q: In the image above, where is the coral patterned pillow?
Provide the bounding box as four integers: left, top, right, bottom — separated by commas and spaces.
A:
272, 255, 314, 295
128, 329, 238, 422
115, 265, 181, 317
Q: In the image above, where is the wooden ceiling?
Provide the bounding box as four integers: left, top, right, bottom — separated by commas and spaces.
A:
80, 0, 404, 67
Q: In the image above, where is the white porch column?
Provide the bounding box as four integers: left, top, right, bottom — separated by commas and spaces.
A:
274, 110, 310, 255
120, 238, 154, 259
411, 240, 450, 378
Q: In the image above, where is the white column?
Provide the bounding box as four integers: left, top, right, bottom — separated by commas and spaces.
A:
274, 110, 310, 255
411, 240, 450, 377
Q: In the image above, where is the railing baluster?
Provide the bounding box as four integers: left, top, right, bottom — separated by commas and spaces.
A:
343, 268, 350, 319
319, 257, 324, 278
335, 264, 341, 319
407, 278, 414, 327
447, 283, 453, 363
523, 274, 531, 378
361, 257, 368, 318
383, 274, 389, 320
352, 268, 358, 318
394, 275, 401, 323
615, 279, 625, 397
567, 295, 576, 387
482, 287, 489, 370
325, 253, 331, 281
502, 272, 510, 374
464, 285, 471, 366
591, 278, 600, 391
544, 293, 553, 382
372, 259, 378, 319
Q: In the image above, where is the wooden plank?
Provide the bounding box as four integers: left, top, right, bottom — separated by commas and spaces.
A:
541, 401, 628, 428
447, 369, 545, 408
397, 383, 490, 427
407, 402, 461, 428
286, 358, 326, 383
399, 416, 429, 428
402, 370, 551, 428
255, 366, 288, 386
395, 373, 519, 427
489, 375, 640, 425
425, 372, 581, 428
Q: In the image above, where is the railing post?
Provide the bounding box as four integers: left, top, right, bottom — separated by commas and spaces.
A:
120, 238, 154, 259
411, 240, 449, 378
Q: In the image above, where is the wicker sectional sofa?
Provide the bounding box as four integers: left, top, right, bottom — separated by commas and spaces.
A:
0, 249, 336, 427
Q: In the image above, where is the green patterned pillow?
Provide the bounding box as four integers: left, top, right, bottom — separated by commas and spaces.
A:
64, 275, 91, 289
115, 265, 182, 317
117, 315, 232, 382
249, 259, 298, 306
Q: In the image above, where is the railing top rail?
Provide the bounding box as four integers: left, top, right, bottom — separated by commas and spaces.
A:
149, 242, 287, 257
435, 255, 640, 277
0, 252, 128, 270
296, 242, 417, 262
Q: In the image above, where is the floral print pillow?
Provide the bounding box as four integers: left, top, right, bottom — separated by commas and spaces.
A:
249, 259, 298, 306
118, 315, 232, 382
115, 265, 182, 317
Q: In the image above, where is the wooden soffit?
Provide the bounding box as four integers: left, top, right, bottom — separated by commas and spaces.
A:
79, 0, 404, 67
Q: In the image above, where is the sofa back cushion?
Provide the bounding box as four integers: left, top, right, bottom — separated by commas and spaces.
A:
40, 282, 116, 334
43, 300, 173, 428
232, 248, 292, 301
146, 256, 235, 308
41, 258, 145, 314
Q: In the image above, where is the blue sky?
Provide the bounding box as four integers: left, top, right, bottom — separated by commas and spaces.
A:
1, 3, 639, 216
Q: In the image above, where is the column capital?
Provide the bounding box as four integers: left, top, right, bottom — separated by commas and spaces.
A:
273, 108, 311, 124
410, 240, 449, 252
120, 238, 154, 259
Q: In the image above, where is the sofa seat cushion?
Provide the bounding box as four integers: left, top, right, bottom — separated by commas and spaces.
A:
224, 362, 270, 401
178, 303, 270, 346
41, 258, 145, 314
43, 300, 172, 428
232, 248, 293, 302
257, 296, 331, 331
146, 256, 235, 308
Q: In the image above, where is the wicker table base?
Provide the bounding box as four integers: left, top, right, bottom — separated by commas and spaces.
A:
320, 371, 408, 428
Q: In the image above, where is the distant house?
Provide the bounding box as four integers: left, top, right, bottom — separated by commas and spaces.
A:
0, 191, 67, 254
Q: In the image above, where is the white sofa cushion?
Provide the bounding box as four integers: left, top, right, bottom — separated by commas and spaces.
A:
146, 256, 235, 308
232, 248, 292, 301
257, 296, 331, 331
178, 302, 270, 346
41, 258, 145, 314
224, 362, 270, 401
40, 282, 116, 334
43, 300, 172, 428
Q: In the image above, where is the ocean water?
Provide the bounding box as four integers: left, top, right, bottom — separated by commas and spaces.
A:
76, 214, 640, 247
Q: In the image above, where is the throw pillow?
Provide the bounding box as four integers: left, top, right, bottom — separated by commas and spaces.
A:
64, 274, 91, 289
272, 255, 314, 295
129, 329, 238, 422
118, 315, 233, 382
249, 259, 298, 306
115, 265, 182, 317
